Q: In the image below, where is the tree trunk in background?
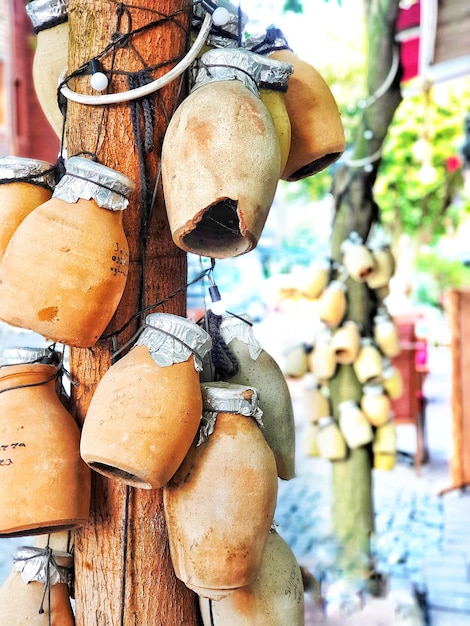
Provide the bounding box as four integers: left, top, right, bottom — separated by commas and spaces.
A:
66, 1, 200, 623
329, 0, 402, 585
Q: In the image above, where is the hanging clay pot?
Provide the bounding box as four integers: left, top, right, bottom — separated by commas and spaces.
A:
26, 0, 68, 138
330, 320, 361, 365
341, 232, 375, 282
162, 48, 281, 259
0, 157, 55, 263
360, 383, 391, 427
366, 245, 396, 290
164, 382, 278, 600
199, 529, 304, 626
245, 28, 345, 181
0, 349, 90, 536
338, 400, 374, 449
201, 314, 295, 480
373, 310, 400, 358
0, 546, 74, 625
316, 416, 347, 461
301, 257, 331, 299
0, 156, 134, 347
284, 344, 309, 378
317, 280, 347, 329
373, 420, 397, 471
304, 422, 321, 457
353, 337, 383, 384
308, 326, 336, 381
381, 360, 403, 400
304, 383, 330, 423
81, 313, 211, 489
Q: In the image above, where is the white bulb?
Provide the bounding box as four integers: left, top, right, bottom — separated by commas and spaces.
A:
212, 7, 230, 26
364, 129, 374, 140
210, 298, 227, 316
90, 72, 109, 92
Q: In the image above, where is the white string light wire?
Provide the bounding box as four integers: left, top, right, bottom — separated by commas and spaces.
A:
59, 11, 213, 106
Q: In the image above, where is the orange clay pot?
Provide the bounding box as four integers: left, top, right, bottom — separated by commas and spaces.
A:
26, 0, 68, 137
304, 383, 330, 423
308, 328, 336, 381
373, 420, 397, 471
162, 49, 280, 259
0, 156, 134, 347
316, 416, 347, 461
341, 234, 375, 282
164, 382, 278, 600
301, 258, 331, 299
304, 422, 321, 457
318, 281, 347, 329
199, 529, 304, 626
353, 338, 383, 384
360, 383, 391, 427
373, 311, 400, 358
0, 157, 55, 263
81, 313, 211, 489
381, 361, 403, 400
202, 313, 295, 480
366, 246, 396, 290
0, 546, 74, 625
284, 344, 309, 378
330, 321, 361, 365
338, 400, 373, 449
0, 360, 90, 537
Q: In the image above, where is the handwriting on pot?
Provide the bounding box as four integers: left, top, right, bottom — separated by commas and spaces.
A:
0, 442, 26, 466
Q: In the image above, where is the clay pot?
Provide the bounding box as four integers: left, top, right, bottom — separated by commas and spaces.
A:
0, 157, 55, 263
26, 0, 68, 137
202, 314, 295, 480
0, 355, 90, 536
373, 420, 397, 471
353, 338, 383, 384
164, 382, 278, 600
331, 321, 361, 365
341, 233, 375, 282
318, 281, 347, 329
338, 400, 374, 449
304, 422, 321, 457
0, 156, 135, 347
381, 361, 403, 400
284, 344, 309, 378
81, 313, 212, 489
366, 246, 396, 290
162, 48, 281, 259
316, 416, 347, 461
301, 258, 331, 299
259, 88, 292, 175
373, 312, 400, 358
308, 328, 336, 381
0, 546, 74, 625
360, 383, 391, 427
199, 529, 304, 626
304, 383, 330, 423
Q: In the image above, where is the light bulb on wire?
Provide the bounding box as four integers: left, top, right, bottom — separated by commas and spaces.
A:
89, 58, 108, 92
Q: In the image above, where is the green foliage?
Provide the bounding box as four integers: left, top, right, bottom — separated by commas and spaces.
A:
413, 251, 470, 308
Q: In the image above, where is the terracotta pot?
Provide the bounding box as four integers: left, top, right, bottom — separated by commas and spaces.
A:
373, 312, 400, 358
373, 420, 397, 471
318, 281, 347, 329
308, 328, 336, 381
304, 383, 330, 423
360, 383, 391, 427
331, 321, 361, 365
202, 314, 295, 480
0, 156, 134, 347
26, 0, 68, 137
0, 356, 90, 537
301, 258, 331, 299
366, 246, 396, 290
353, 338, 383, 384
341, 234, 375, 282
284, 344, 309, 378
163, 382, 278, 600
199, 529, 304, 625
0, 546, 74, 625
259, 87, 292, 175
316, 416, 347, 461
81, 313, 212, 489
338, 400, 373, 449
381, 361, 403, 400
304, 422, 321, 457
162, 49, 281, 259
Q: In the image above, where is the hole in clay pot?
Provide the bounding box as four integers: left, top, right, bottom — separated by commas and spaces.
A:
183, 198, 250, 257
89, 462, 152, 489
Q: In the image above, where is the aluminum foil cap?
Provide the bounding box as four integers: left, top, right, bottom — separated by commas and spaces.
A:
136, 313, 212, 371
193, 1, 248, 49
0, 347, 52, 366
26, 0, 68, 32
219, 314, 262, 361
244, 26, 292, 56
0, 156, 55, 191
53, 156, 135, 211
14, 546, 72, 585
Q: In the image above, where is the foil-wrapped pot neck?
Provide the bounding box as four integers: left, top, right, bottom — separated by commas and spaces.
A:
14, 546, 73, 585
219, 314, 262, 361
0, 156, 55, 191
53, 156, 135, 211
193, 1, 248, 49
26, 0, 68, 32
136, 313, 212, 370
244, 26, 292, 56
0, 347, 55, 367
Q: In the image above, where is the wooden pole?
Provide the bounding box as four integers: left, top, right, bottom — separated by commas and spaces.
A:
66, 1, 200, 623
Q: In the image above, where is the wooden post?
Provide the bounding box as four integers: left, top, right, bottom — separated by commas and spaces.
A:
66, 1, 200, 623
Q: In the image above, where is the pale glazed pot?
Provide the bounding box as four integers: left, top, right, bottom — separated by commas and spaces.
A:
338, 400, 373, 449
304, 383, 330, 423
381, 361, 403, 400
0, 546, 74, 625
164, 382, 278, 600
373, 312, 400, 358
162, 49, 281, 259
360, 383, 391, 427
0, 157, 55, 263
0, 157, 134, 347
316, 416, 347, 461
353, 338, 383, 384
202, 314, 295, 480
0, 360, 90, 536
308, 328, 336, 381
284, 344, 309, 378
373, 420, 397, 471
367, 246, 396, 290
331, 321, 361, 365
304, 422, 321, 457
81, 313, 211, 489
301, 258, 331, 299
318, 281, 347, 329
341, 234, 375, 282
199, 529, 304, 626
26, 0, 68, 138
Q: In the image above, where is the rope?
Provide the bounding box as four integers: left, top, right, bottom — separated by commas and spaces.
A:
199, 310, 239, 381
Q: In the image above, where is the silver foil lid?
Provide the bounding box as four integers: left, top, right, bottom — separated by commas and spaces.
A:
26, 0, 68, 31
192, 48, 259, 96
198, 381, 264, 445
219, 314, 262, 361
0, 347, 51, 366
0, 156, 55, 190
14, 546, 72, 585
136, 313, 212, 370
53, 156, 135, 210
193, 1, 248, 49
338, 400, 360, 414
244, 27, 292, 56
